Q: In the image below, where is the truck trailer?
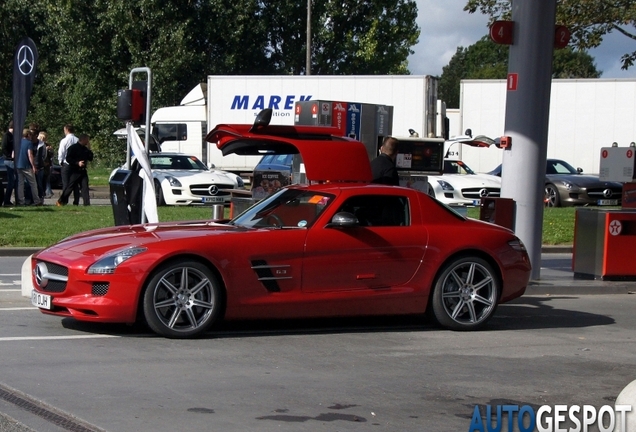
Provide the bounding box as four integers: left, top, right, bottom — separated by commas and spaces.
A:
455, 78, 636, 174
150, 75, 445, 175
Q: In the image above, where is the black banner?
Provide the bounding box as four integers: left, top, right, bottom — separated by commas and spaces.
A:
12, 37, 38, 161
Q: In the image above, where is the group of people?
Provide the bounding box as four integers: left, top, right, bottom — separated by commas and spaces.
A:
1, 122, 93, 207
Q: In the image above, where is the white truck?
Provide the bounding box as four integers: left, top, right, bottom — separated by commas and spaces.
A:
150, 75, 446, 175
452, 78, 636, 174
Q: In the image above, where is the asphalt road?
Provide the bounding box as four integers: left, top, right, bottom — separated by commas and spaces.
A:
1, 256, 635, 432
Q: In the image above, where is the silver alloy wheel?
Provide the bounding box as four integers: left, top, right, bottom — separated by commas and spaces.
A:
431, 257, 499, 330
144, 262, 219, 338
544, 184, 559, 207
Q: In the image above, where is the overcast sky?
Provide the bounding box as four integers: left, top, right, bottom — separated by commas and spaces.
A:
408, 0, 636, 79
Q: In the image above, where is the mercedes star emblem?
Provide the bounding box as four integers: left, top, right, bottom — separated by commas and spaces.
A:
35, 262, 49, 288
17, 45, 35, 76
208, 185, 219, 196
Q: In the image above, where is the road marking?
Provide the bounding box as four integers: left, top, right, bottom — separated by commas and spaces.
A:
0, 335, 120, 342
0, 274, 20, 277
0, 307, 36, 311
0, 282, 21, 286
0, 289, 21, 292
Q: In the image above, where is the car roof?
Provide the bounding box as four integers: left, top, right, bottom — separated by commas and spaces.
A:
207, 122, 372, 183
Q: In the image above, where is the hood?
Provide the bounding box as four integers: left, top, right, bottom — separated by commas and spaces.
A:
429, 173, 501, 188
547, 173, 623, 188
39, 221, 240, 258
154, 168, 237, 183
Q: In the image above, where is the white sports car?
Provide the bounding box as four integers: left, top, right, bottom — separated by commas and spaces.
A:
112, 153, 244, 206
427, 160, 501, 206
150, 153, 244, 205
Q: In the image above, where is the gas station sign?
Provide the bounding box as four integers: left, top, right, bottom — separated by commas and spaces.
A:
599, 145, 636, 182
490, 21, 514, 45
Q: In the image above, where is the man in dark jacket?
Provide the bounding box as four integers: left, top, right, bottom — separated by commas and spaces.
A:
56, 134, 93, 206
370, 136, 400, 186
1, 121, 15, 206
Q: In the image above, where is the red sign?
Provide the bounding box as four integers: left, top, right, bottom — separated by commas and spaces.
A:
602, 149, 608, 158
507, 73, 518, 91
490, 21, 514, 45
628, 149, 634, 159
554, 25, 570, 49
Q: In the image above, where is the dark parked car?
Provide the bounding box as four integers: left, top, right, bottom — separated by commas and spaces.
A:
0, 156, 63, 189
488, 158, 623, 207
251, 154, 295, 199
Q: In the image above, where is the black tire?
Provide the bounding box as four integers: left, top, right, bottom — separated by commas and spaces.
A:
154, 179, 165, 206
544, 183, 560, 207
430, 256, 499, 331
143, 260, 221, 338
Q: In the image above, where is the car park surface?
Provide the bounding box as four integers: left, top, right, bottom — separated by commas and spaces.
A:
3, 253, 636, 432
488, 158, 623, 207
30, 112, 531, 338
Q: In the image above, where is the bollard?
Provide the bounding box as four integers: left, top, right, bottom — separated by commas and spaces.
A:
211, 204, 225, 220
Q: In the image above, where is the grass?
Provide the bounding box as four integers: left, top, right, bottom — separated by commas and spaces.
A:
1, 203, 583, 249
0, 205, 216, 248
88, 166, 115, 187
465, 206, 579, 245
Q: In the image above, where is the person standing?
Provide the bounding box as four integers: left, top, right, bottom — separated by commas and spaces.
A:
57, 124, 79, 203
16, 129, 42, 206
370, 136, 400, 186
56, 134, 93, 206
1, 121, 16, 206
34, 131, 47, 201
39, 131, 54, 198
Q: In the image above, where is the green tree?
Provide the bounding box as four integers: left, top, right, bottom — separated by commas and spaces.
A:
0, 0, 420, 167
439, 36, 600, 108
464, 0, 636, 69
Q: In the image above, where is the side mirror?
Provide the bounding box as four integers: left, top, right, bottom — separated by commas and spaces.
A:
577, 167, 583, 174
327, 212, 359, 228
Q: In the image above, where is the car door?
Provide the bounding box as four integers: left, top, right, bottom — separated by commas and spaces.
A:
302, 192, 427, 292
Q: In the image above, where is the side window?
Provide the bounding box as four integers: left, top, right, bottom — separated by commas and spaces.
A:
153, 124, 188, 143
338, 195, 409, 227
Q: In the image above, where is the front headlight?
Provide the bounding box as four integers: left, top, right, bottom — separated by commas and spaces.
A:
87, 247, 147, 274
437, 180, 454, 191
559, 181, 578, 191
166, 176, 182, 187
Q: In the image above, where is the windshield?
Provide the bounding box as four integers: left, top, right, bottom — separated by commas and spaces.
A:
231, 189, 334, 229
547, 160, 578, 175
443, 160, 475, 175
150, 155, 208, 171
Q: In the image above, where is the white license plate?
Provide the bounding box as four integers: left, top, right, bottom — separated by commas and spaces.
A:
31, 290, 52, 310
597, 199, 618, 206
203, 197, 224, 203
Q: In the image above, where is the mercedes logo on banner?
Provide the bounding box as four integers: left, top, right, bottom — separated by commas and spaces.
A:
17, 45, 35, 76
12, 37, 38, 164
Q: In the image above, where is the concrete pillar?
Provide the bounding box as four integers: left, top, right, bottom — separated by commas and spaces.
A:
501, 0, 557, 280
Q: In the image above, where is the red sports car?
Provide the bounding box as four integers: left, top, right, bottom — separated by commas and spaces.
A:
30, 110, 531, 338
